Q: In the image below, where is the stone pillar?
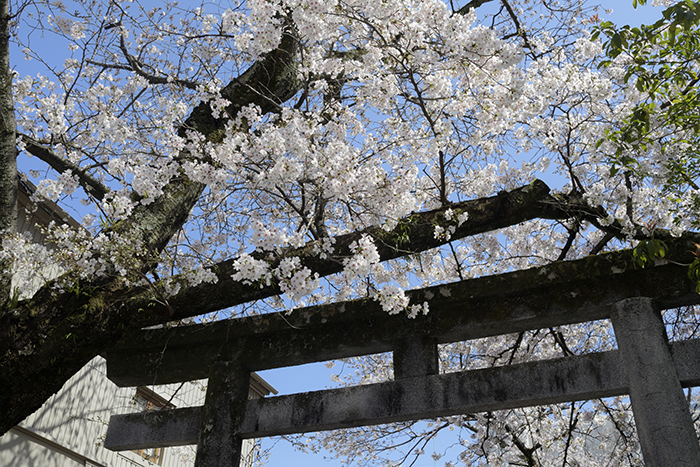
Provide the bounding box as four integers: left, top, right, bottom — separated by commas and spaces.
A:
393, 335, 439, 379
610, 297, 700, 467
195, 361, 250, 467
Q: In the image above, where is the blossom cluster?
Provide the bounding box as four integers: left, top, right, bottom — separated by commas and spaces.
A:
274, 257, 319, 303
343, 235, 380, 279
231, 253, 270, 286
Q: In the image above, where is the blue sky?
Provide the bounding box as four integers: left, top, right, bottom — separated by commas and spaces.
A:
9, 0, 670, 465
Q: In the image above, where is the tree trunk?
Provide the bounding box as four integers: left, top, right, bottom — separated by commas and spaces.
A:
0, 19, 301, 434
0, 0, 16, 310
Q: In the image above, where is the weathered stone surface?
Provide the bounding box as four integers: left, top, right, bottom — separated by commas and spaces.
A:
245, 348, 625, 437
105, 336, 700, 448
611, 298, 700, 467
195, 361, 250, 467
393, 335, 439, 379
104, 407, 202, 450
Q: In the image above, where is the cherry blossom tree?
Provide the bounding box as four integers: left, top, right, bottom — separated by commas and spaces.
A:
1, 0, 699, 464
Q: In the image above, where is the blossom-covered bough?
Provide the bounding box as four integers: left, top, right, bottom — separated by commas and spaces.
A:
1, 0, 700, 464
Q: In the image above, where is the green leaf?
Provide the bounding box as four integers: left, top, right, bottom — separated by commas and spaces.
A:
633, 239, 668, 269
669, 24, 677, 45
612, 32, 623, 49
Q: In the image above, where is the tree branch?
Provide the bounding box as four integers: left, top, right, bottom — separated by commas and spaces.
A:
116, 36, 199, 90
500, 0, 534, 52
505, 423, 541, 467
454, 0, 496, 15
19, 134, 110, 201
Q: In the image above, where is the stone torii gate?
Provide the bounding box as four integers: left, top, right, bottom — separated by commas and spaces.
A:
104, 240, 700, 466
